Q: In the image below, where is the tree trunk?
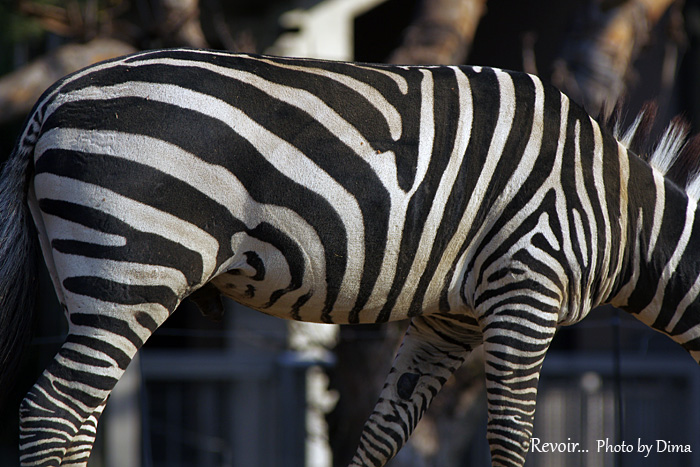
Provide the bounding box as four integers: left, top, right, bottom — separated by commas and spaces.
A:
0, 38, 136, 124
552, 0, 679, 118
155, 0, 208, 48
387, 0, 488, 65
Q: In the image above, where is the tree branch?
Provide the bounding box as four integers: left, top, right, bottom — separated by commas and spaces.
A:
552, 0, 679, 118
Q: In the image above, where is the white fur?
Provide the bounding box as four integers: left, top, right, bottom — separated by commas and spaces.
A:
614, 111, 643, 149
649, 121, 689, 176
617, 113, 700, 202
684, 169, 700, 201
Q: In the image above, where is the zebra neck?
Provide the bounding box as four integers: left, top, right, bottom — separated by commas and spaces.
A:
610, 163, 700, 343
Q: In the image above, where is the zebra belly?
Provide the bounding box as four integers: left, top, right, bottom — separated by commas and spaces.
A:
210, 267, 443, 324
206, 214, 455, 324
208, 229, 404, 324
209, 231, 321, 320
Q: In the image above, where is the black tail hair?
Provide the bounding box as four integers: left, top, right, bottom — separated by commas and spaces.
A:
0, 144, 38, 407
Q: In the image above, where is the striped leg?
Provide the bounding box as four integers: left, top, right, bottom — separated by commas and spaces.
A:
479, 306, 558, 467
18, 297, 171, 466
349, 315, 482, 467
19, 353, 116, 466
61, 402, 106, 467
20, 180, 190, 465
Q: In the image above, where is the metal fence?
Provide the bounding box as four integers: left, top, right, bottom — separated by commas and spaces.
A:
463, 352, 700, 467
97, 302, 332, 467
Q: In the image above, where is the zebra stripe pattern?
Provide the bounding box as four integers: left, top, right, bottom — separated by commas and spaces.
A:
1, 48, 699, 467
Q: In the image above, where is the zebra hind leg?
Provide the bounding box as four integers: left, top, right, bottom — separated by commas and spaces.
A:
61, 402, 106, 466
349, 314, 482, 467
18, 295, 173, 466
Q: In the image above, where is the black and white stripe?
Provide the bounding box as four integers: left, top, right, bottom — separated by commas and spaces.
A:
1, 48, 699, 467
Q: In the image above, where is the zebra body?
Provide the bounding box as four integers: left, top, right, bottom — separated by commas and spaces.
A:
1, 48, 699, 467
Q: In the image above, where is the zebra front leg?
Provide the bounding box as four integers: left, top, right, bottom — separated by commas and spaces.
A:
349, 314, 482, 467
479, 307, 558, 467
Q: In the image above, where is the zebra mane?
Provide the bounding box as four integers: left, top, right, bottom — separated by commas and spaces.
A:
611, 103, 700, 202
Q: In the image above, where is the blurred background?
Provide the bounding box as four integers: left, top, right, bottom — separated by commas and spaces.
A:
1, 0, 700, 466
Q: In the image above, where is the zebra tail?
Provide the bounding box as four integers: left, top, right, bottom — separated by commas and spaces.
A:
0, 144, 38, 407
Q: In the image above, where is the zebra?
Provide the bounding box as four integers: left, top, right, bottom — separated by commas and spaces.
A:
0, 47, 699, 467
